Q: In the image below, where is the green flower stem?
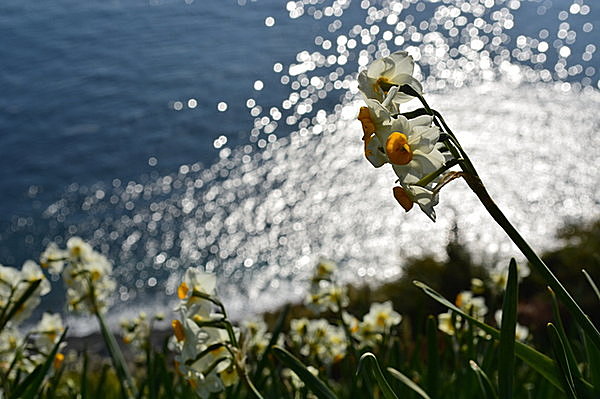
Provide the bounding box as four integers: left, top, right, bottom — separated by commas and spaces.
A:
88, 277, 137, 398
95, 309, 138, 399
335, 301, 358, 361
411, 90, 600, 348
415, 159, 459, 187
462, 172, 600, 350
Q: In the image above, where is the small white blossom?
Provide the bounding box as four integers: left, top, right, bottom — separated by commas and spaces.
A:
34, 312, 65, 353
358, 51, 423, 110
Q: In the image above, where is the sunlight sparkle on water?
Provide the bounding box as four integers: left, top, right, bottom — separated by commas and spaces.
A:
6, 0, 600, 333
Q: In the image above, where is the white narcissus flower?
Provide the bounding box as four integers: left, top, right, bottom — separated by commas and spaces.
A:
40, 243, 66, 274
438, 311, 460, 336
177, 268, 217, 317
362, 301, 402, 333
0, 265, 21, 308
66, 237, 95, 263
360, 91, 445, 180
455, 291, 488, 320
9, 261, 51, 324
34, 312, 65, 353
357, 90, 447, 220
358, 51, 423, 109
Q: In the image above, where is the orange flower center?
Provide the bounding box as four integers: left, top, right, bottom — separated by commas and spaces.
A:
385, 132, 412, 165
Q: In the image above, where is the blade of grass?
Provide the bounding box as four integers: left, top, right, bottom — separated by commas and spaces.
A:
357, 353, 398, 399
426, 315, 439, 399
414, 280, 566, 391
582, 270, 600, 303
272, 346, 337, 399
81, 350, 89, 399
462, 172, 600, 351
548, 287, 582, 380
96, 310, 137, 398
254, 305, 290, 388
548, 323, 578, 399
498, 259, 518, 399
582, 331, 600, 396
469, 360, 498, 399
93, 364, 110, 399
387, 367, 431, 399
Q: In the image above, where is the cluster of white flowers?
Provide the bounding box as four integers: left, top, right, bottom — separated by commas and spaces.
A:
41, 237, 116, 314
0, 258, 64, 377
120, 311, 163, 361
305, 259, 349, 313
0, 261, 51, 323
241, 318, 280, 358
437, 291, 488, 337
170, 267, 239, 398
357, 51, 454, 221
289, 318, 347, 365
343, 301, 403, 347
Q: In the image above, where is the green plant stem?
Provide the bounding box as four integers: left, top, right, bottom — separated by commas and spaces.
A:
462, 173, 600, 350
95, 309, 137, 398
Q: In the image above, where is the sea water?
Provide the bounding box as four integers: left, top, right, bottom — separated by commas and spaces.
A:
0, 0, 598, 334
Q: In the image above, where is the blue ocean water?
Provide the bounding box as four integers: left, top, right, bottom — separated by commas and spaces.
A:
1, 0, 599, 332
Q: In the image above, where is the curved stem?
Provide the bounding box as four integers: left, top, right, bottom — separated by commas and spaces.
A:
463, 173, 600, 349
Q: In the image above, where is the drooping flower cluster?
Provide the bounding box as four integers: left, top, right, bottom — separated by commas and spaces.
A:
357, 51, 454, 221
40, 237, 116, 314
170, 267, 240, 398
305, 259, 349, 313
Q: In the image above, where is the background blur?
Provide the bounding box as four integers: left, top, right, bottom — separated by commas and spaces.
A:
0, 0, 598, 333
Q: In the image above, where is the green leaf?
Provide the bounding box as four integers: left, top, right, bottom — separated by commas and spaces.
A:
548, 323, 578, 399
254, 304, 290, 388
356, 353, 398, 399
96, 309, 137, 398
582, 269, 600, 303
498, 258, 518, 399
272, 346, 337, 399
469, 360, 498, 399
414, 280, 564, 391
387, 367, 431, 399
81, 350, 89, 399
582, 331, 600, 396
426, 315, 439, 399
548, 287, 582, 380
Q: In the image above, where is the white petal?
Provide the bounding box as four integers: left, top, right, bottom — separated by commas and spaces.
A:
388, 51, 414, 76
407, 114, 433, 127
365, 136, 388, 168
389, 114, 411, 135
357, 71, 381, 101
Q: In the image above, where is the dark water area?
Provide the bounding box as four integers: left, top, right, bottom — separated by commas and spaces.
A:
0, 0, 340, 220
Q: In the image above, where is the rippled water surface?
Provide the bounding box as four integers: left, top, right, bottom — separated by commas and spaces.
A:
1, 0, 599, 333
